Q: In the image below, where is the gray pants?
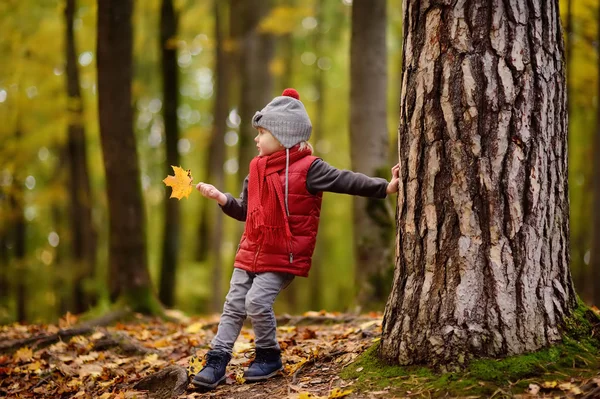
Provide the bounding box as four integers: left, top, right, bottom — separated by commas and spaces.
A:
211, 268, 294, 355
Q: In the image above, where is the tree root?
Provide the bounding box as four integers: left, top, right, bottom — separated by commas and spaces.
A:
0, 309, 131, 354
132, 365, 189, 399
93, 331, 157, 356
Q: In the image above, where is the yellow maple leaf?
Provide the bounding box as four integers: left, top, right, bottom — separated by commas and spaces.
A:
163, 166, 193, 200
13, 347, 33, 363
328, 388, 353, 398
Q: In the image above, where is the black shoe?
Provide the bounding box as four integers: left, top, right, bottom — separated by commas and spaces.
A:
243, 348, 283, 381
191, 350, 231, 389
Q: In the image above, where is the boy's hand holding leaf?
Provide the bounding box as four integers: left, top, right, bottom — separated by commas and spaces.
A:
196, 182, 227, 205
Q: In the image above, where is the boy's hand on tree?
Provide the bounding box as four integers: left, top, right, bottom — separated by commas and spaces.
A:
196, 182, 227, 205
386, 163, 400, 195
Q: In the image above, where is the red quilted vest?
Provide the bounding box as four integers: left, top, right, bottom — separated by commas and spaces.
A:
234, 155, 322, 277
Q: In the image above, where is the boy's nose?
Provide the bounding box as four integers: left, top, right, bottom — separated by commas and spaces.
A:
254, 135, 259, 143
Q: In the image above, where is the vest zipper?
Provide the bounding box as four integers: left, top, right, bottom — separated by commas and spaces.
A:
289, 253, 294, 263
253, 243, 262, 272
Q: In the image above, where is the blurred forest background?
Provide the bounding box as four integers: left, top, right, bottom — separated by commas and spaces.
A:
0, 0, 596, 324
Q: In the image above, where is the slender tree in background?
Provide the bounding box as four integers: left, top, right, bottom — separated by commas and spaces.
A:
97, 0, 162, 313
0, 208, 7, 309
308, 0, 326, 312
238, 0, 275, 181
205, 0, 228, 312
349, 0, 392, 309
381, 0, 576, 367
65, 0, 97, 313
592, 1, 600, 308
158, 0, 180, 308
11, 124, 26, 322
278, 0, 300, 311
197, 0, 242, 262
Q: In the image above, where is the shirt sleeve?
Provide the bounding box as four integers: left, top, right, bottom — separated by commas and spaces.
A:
306, 158, 388, 198
219, 176, 248, 221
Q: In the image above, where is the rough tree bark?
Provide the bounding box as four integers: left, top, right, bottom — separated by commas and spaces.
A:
97, 0, 162, 314
65, 0, 97, 313
158, 0, 180, 308
237, 0, 274, 181
350, 0, 393, 309
381, 0, 577, 368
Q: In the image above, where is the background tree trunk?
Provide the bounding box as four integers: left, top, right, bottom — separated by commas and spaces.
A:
206, 0, 228, 313
97, 0, 161, 313
0, 194, 9, 310
10, 128, 26, 322
350, 0, 392, 309
308, 0, 326, 312
592, 2, 600, 308
65, 0, 97, 313
381, 0, 576, 368
158, 0, 180, 308
237, 0, 274, 181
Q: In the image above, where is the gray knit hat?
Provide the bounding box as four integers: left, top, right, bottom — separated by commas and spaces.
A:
251, 88, 312, 148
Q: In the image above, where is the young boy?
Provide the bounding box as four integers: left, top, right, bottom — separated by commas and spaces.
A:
193, 88, 399, 389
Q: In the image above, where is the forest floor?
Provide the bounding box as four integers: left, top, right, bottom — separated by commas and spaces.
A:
1, 310, 600, 399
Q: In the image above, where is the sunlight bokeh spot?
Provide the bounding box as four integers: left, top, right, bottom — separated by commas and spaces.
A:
148, 123, 163, 147
25, 206, 37, 222
38, 147, 49, 161
224, 158, 239, 175
0, 89, 7, 103
227, 109, 241, 128
584, 250, 591, 265
149, 98, 162, 114
317, 57, 332, 70
178, 50, 192, 68
41, 250, 53, 265
25, 176, 36, 190
302, 17, 318, 30
301, 52, 316, 66
26, 86, 38, 99
142, 175, 151, 191
189, 110, 201, 124
225, 131, 239, 147
178, 138, 191, 154
48, 232, 60, 248
78, 51, 93, 67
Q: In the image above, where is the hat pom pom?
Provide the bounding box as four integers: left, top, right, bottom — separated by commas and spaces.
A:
282, 88, 300, 100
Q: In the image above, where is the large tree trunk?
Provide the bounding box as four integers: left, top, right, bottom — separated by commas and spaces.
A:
592, 3, 600, 308
350, 0, 392, 309
65, 0, 97, 313
237, 0, 274, 181
158, 0, 180, 308
206, 0, 228, 313
97, 0, 161, 314
381, 0, 576, 368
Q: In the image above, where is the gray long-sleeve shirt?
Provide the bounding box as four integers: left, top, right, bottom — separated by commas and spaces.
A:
220, 158, 389, 221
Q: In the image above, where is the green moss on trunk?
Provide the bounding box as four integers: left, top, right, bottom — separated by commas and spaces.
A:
342, 304, 600, 397
116, 286, 165, 316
